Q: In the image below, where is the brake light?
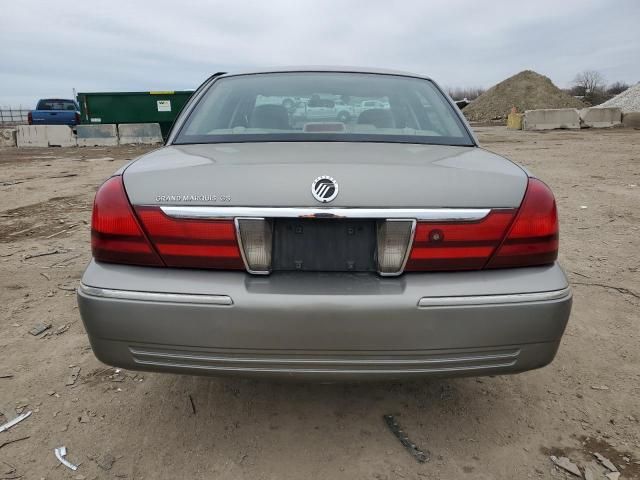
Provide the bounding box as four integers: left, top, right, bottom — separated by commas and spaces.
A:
486, 178, 558, 268
27, 112, 33, 125
91, 176, 163, 266
75, 112, 81, 125
135, 207, 244, 270
405, 210, 516, 271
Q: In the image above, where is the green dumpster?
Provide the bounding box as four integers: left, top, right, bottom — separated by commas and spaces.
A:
77, 90, 193, 140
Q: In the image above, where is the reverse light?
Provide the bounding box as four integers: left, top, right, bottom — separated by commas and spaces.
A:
91, 176, 163, 266
235, 218, 273, 273
376, 220, 415, 275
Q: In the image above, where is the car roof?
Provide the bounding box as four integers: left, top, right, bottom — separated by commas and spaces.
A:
217, 66, 431, 81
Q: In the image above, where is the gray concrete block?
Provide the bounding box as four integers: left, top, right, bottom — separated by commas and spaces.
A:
622, 112, 640, 128
523, 109, 581, 131
0, 128, 17, 147
580, 107, 622, 128
77, 124, 118, 146
118, 123, 163, 145
17, 125, 77, 147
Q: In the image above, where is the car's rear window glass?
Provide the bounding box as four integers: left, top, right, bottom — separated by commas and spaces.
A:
175, 73, 473, 146
37, 100, 77, 111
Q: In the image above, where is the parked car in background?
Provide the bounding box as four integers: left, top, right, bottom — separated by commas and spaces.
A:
28, 98, 80, 126
292, 94, 355, 123
78, 67, 572, 381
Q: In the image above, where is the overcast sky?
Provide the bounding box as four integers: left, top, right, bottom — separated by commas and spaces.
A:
1, 0, 638, 107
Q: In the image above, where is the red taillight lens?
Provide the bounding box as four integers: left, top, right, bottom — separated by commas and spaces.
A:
27, 112, 33, 125
75, 112, 81, 125
486, 178, 558, 268
91, 176, 163, 266
405, 178, 559, 272
135, 207, 244, 270
405, 210, 516, 271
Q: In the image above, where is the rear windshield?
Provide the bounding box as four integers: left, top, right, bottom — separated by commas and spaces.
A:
174, 72, 474, 146
37, 100, 77, 111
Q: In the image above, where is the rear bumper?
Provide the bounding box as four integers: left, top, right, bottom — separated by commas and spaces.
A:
77, 261, 572, 380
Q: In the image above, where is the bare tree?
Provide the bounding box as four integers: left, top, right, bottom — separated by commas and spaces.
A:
607, 81, 630, 96
572, 70, 606, 105
446, 87, 485, 101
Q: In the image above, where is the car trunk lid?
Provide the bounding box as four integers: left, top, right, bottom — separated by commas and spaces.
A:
123, 142, 528, 208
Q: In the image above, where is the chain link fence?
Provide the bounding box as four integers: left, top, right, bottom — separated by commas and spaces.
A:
0, 108, 29, 126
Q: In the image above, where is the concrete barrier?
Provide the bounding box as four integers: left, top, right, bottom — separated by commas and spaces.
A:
622, 112, 640, 128
16, 125, 77, 147
77, 124, 118, 146
118, 123, 163, 145
0, 128, 17, 147
523, 108, 581, 131
580, 107, 622, 128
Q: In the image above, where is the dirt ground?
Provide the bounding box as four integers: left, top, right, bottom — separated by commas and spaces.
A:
0, 127, 638, 480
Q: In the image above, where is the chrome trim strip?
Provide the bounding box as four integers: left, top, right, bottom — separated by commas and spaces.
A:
132, 359, 517, 374
78, 284, 233, 305
160, 206, 491, 222
418, 287, 571, 307
130, 348, 519, 365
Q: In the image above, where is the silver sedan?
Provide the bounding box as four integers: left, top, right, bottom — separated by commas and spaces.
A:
77, 68, 572, 380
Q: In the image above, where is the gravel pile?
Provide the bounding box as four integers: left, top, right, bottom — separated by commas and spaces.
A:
598, 83, 640, 112
463, 70, 584, 123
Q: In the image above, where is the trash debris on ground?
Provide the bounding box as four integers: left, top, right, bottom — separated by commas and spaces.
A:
108, 369, 125, 382
594, 453, 618, 472
96, 452, 116, 470
0, 435, 30, 451
65, 366, 81, 386
0, 411, 32, 433
590, 385, 610, 391
55, 323, 71, 335
28, 322, 51, 336
14, 399, 29, 414
550, 455, 582, 477
189, 394, 196, 415
383, 415, 429, 463
54, 446, 78, 471
0, 374, 13, 379
23, 249, 65, 260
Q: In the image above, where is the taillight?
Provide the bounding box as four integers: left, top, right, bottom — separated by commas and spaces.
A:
27, 112, 33, 125
75, 112, 81, 125
486, 178, 558, 268
405, 210, 516, 271
405, 177, 558, 272
135, 207, 244, 270
91, 176, 163, 266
